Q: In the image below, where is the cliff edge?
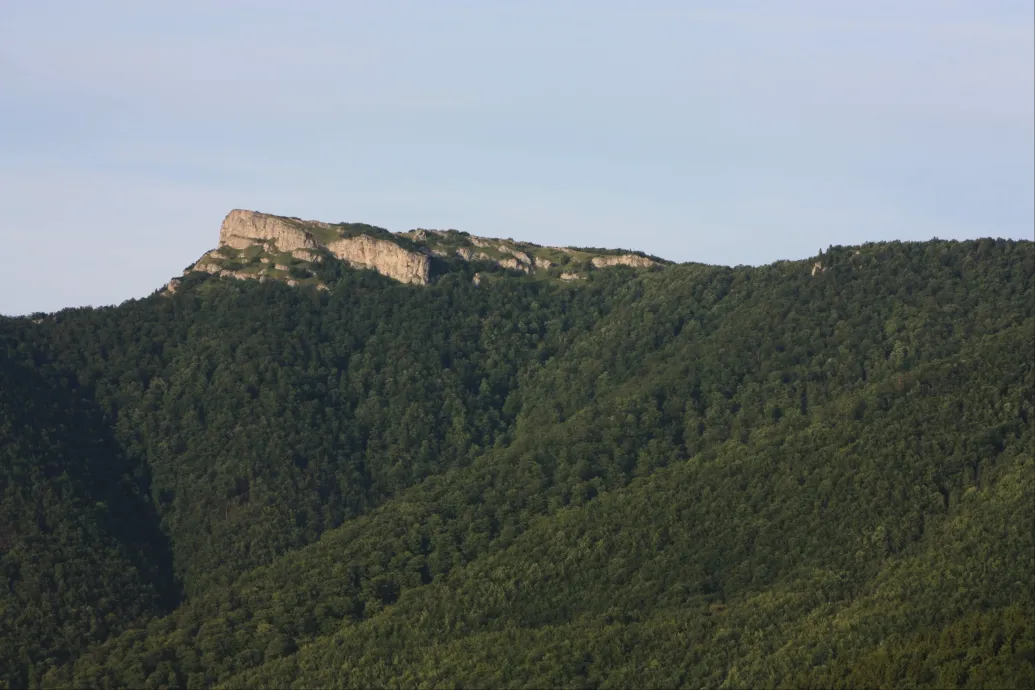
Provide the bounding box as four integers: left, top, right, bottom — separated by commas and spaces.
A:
180, 209, 667, 291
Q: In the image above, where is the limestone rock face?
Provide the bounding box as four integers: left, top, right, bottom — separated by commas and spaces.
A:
327, 235, 430, 285
207, 210, 429, 285
292, 249, 323, 263
510, 250, 532, 265
192, 260, 223, 274
189, 250, 227, 274
494, 244, 532, 266
456, 247, 492, 262
498, 257, 531, 273
180, 209, 669, 293
219, 269, 252, 281
591, 254, 658, 269
219, 209, 320, 253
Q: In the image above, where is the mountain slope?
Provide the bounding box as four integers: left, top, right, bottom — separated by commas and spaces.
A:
19, 269, 623, 599
217, 324, 1032, 688
13, 235, 1031, 688
0, 330, 175, 688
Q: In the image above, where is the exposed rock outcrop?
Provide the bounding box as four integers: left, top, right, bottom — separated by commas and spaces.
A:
292, 249, 323, 263
327, 235, 430, 285
189, 250, 229, 274
456, 247, 492, 262
181, 209, 669, 293
219, 209, 320, 253
201, 210, 431, 285
591, 254, 658, 269
219, 269, 252, 281
498, 257, 531, 273
192, 261, 224, 274
497, 244, 524, 260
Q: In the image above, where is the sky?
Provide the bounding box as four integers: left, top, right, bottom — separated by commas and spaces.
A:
1, 1, 1032, 315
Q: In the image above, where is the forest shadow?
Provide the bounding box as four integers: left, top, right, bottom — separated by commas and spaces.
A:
0, 346, 182, 611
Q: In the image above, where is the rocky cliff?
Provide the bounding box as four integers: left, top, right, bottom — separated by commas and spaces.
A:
188, 210, 431, 286
219, 210, 322, 253
591, 254, 658, 269
327, 235, 429, 286
180, 209, 669, 291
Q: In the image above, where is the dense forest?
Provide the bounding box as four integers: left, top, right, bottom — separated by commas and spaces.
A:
0, 237, 1032, 688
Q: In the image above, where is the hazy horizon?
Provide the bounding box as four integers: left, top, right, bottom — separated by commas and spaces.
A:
2, 0, 1033, 315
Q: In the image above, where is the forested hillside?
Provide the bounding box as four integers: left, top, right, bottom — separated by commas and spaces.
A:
1, 238, 1032, 688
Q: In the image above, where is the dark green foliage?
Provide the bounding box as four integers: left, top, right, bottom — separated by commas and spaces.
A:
20, 271, 614, 597
0, 333, 174, 688
0, 237, 1032, 688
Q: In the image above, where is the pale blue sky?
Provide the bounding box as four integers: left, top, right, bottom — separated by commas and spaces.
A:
1, 1, 1032, 315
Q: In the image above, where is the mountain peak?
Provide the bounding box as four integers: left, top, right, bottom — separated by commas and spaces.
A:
180, 209, 667, 290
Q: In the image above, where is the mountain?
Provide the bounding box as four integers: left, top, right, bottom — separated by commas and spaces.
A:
172, 209, 666, 292
0, 215, 1032, 688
